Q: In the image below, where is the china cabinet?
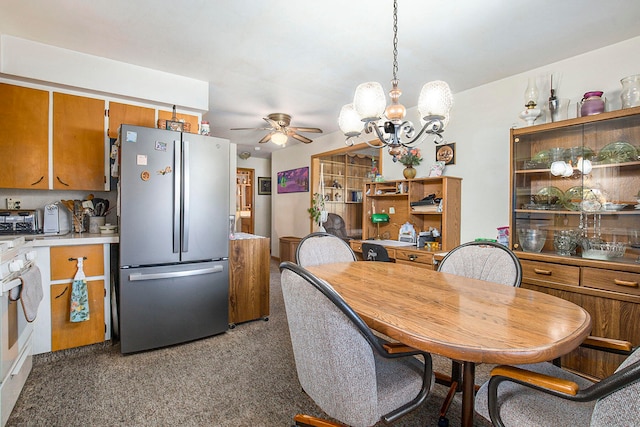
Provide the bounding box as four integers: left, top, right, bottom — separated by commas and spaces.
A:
510, 106, 640, 378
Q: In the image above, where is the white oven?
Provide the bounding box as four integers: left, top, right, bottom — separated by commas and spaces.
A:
0, 237, 36, 426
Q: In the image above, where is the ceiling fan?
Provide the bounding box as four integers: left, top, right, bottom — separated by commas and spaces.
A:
231, 113, 323, 145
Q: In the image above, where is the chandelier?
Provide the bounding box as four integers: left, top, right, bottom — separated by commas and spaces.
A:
337, 0, 453, 162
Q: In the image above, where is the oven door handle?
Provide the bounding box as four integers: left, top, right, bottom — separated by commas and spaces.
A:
2, 277, 23, 294
11, 340, 32, 377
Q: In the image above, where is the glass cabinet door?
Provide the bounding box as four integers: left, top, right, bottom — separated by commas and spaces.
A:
511, 111, 640, 264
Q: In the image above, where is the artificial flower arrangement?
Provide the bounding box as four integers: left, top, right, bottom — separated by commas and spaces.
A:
397, 147, 423, 167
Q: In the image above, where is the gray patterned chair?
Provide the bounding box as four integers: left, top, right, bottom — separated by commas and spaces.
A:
475, 337, 640, 426
280, 261, 434, 427
322, 213, 350, 241
435, 241, 522, 426
295, 232, 356, 267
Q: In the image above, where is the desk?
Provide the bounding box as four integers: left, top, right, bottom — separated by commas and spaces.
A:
305, 261, 592, 427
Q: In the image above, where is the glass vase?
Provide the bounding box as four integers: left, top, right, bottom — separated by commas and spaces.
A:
620, 74, 640, 108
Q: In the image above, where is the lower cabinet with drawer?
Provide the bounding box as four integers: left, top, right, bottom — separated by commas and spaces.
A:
519, 256, 640, 379
49, 245, 107, 352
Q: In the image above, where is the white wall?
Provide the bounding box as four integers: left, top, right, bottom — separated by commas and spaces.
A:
236, 155, 272, 239
271, 35, 640, 255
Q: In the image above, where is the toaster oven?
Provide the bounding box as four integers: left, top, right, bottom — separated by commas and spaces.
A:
0, 210, 40, 235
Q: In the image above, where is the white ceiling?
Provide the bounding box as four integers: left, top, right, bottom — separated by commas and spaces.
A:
2, 0, 640, 158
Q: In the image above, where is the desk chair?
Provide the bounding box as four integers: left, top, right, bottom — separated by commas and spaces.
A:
436, 241, 522, 425
361, 242, 391, 262
475, 337, 640, 426
295, 232, 357, 267
280, 262, 434, 427
322, 213, 349, 241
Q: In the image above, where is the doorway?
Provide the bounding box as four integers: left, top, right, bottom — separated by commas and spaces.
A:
236, 168, 254, 234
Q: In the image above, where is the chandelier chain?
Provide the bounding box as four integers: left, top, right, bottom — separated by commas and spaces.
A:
392, 0, 398, 82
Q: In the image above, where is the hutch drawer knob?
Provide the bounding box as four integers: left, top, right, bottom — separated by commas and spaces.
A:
408, 254, 418, 261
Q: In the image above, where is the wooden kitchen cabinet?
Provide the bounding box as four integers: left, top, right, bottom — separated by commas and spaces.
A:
510, 107, 640, 378
49, 244, 106, 351
229, 236, 270, 325
0, 83, 49, 189
107, 102, 155, 138
157, 109, 199, 134
50, 280, 105, 351
53, 92, 106, 190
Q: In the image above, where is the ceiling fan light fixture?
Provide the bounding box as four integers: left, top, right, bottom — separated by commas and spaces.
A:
271, 132, 288, 146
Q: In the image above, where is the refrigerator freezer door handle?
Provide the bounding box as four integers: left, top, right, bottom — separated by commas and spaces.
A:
173, 140, 181, 254
128, 266, 223, 281
182, 139, 190, 252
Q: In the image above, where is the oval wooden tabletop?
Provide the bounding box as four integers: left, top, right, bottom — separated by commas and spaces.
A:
305, 261, 592, 364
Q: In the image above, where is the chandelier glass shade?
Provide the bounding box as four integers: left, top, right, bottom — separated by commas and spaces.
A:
338, 0, 453, 161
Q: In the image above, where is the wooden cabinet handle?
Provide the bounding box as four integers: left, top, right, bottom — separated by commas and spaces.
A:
533, 268, 552, 275
614, 279, 639, 288
408, 254, 418, 261
56, 176, 70, 186
55, 286, 68, 299
31, 176, 44, 186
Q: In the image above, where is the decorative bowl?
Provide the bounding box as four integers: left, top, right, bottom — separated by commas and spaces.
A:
580, 239, 626, 260
518, 229, 547, 253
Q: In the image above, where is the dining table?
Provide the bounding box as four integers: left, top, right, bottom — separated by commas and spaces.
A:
304, 261, 592, 427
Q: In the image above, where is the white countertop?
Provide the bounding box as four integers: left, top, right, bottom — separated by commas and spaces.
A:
24, 233, 119, 247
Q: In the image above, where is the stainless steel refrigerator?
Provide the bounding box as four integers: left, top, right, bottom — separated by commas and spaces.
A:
117, 125, 230, 354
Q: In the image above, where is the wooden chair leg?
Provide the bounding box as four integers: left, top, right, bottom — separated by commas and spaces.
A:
293, 414, 347, 427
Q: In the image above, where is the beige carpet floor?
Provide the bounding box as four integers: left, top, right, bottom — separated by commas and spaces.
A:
7, 259, 493, 427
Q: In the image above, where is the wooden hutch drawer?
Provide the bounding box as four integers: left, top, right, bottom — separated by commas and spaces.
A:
350, 241, 363, 253
395, 249, 434, 267
582, 267, 640, 297
521, 259, 580, 287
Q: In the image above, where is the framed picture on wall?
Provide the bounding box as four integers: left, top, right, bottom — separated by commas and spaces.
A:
276, 167, 309, 194
258, 177, 271, 195
435, 142, 456, 165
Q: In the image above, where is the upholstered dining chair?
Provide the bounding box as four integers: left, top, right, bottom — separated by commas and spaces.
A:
361, 242, 391, 262
280, 261, 434, 427
434, 241, 522, 426
474, 337, 640, 426
295, 232, 357, 267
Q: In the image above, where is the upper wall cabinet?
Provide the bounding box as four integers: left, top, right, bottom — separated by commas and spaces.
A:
107, 102, 155, 139
53, 93, 106, 190
157, 109, 199, 134
0, 83, 49, 189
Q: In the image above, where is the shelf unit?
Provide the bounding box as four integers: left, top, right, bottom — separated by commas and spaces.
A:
510, 105, 640, 378
361, 176, 462, 251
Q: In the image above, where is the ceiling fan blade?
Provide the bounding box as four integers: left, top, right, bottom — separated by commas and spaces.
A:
290, 132, 313, 144
258, 133, 273, 144
230, 127, 272, 131
288, 126, 323, 133
263, 117, 281, 129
